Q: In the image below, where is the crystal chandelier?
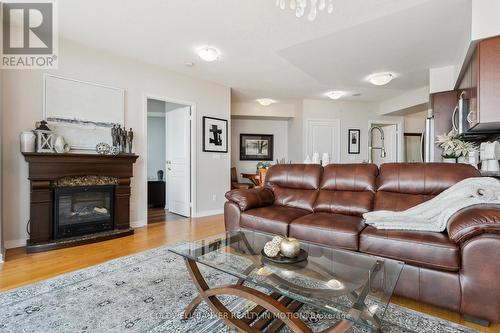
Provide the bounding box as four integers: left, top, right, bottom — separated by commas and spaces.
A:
276, 0, 334, 21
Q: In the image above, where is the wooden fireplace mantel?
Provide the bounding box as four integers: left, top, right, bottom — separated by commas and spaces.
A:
22, 152, 139, 253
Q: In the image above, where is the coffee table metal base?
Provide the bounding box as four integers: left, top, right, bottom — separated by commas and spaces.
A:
182, 258, 380, 333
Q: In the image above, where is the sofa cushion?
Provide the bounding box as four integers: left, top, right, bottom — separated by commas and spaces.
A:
289, 213, 365, 250
359, 226, 460, 272
374, 191, 433, 212
240, 205, 309, 235
313, 164, 378, 217
266, 164, 322, 212
374, 163, 480, 211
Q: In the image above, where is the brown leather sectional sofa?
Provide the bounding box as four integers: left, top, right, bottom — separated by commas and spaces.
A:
224, 163, 500, 324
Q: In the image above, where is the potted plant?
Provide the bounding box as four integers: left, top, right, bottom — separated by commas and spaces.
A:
436, 131, 477, 164
256, 161, 271, 171
436, 131, 460, 163
454, 141, 477, 163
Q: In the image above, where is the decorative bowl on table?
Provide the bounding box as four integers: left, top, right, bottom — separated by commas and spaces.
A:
261, 236, 308, 264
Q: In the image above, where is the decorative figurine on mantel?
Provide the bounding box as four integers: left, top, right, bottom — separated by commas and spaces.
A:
110, 124, 134, 155
111, 124, 119, 148
126, 128, 134, 153
120, 127, 127, 153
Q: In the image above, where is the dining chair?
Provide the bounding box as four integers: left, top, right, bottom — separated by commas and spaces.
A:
231, 167, 253, 190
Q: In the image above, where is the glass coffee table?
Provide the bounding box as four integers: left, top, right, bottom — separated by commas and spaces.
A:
170, 230, 404, 333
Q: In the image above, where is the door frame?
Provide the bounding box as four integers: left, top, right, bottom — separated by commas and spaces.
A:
367, 120, 404, 163
304, 118, 341, 163
143, 94, 197, 218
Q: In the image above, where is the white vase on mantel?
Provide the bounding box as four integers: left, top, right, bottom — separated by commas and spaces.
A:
457, 156, 468, 164
304, 155, 311, 164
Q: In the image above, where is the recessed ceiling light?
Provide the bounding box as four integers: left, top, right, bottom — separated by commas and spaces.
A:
256, 98, 276, 106
326, 91, 346, 100
352, 93, 362, 97
197, 47, 220, 62
367, 73, 395, 86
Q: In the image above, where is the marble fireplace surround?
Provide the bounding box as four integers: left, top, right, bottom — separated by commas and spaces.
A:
22, 152, 138, 253
51, 175, 119, 188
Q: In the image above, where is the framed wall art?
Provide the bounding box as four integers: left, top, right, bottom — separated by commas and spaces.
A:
348, 129, 361, 154
203, 116, 228, 153
240, 134, 274, 161
43, 74, 125, 151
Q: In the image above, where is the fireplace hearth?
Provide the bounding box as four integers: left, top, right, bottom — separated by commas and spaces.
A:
22, 152, 138, 253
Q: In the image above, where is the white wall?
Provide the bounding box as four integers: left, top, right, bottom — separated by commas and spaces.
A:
147, 119, 166, 180
2, 39, 231, 248
378, 87, 429, 115
231, 118, 288, 181
0, 69, 4, 261
404, 110, 427, 133
287, 101, 304, 163
147, 99, 166, 180
301, 99, 404, 163
471, 0, 500, 41
232, 102, 296, 118
430, 66, 458, 94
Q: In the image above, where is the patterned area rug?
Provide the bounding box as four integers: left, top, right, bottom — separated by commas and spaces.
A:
0, 245, 478, 333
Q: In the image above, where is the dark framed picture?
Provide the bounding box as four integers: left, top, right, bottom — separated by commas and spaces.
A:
240, 134, 274, 161
348, 129, 361, 154
203, 116, 228, 153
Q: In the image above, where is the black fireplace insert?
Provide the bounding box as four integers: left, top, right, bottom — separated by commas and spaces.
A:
54, 185, 114, 239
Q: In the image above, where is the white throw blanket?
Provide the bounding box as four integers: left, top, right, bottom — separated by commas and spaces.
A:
363, 177, 500, 232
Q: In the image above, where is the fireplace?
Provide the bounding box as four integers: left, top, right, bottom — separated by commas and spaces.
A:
54, 185, 115, 239
22, 152, 138, 253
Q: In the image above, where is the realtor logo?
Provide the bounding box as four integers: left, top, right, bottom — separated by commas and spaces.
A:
1, 0, 58, 69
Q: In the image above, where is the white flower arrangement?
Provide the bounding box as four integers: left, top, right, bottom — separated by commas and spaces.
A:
436, 131, 477, 158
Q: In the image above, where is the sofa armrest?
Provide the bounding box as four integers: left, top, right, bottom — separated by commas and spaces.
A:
447, 204, 500, 244
225, 187, 274, 212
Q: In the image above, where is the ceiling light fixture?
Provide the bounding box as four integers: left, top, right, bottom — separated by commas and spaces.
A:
256, 98, 276, 106
197, 47, 220, 62
367, 73, 395, 86
326, 91, 346, 100
276, 0, 334, 21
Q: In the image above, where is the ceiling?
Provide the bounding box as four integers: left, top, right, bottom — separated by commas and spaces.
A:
58, 0, 470, 103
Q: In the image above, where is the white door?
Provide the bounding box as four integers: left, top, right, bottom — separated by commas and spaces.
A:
166, 106, 191, 217
372, 124, 398, 165
306, 120, 340, 163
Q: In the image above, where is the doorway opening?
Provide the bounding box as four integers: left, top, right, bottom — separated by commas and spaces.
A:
146, 98, 193, 223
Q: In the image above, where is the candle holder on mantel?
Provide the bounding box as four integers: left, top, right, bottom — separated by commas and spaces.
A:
34, 120, 55, 153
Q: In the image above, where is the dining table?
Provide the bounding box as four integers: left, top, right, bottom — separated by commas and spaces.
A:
241, 173, 260, 186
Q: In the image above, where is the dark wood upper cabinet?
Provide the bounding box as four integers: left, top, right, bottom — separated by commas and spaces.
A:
458, 36, 500, 132
431, 90, 458, 159
478, 37, 500, 125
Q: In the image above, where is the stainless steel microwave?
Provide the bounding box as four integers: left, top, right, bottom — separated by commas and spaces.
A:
452, 91, 471, 135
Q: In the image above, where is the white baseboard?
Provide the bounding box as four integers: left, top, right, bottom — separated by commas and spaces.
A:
130, 220, 147, 228
5, 238, 28, 249
195, 209, 224, 218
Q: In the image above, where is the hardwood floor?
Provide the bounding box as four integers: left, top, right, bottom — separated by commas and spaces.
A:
147, 207, 186, 223
0, 214, 498, 332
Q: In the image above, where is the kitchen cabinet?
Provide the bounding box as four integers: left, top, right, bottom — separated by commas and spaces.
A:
431, 90, 458, 159
457, 36, 500, 132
